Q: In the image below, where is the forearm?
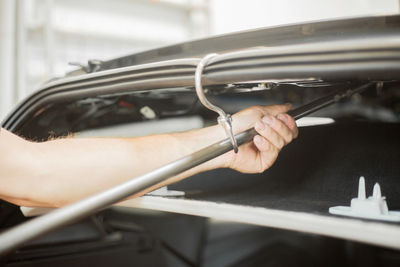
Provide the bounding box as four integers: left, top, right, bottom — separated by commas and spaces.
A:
5, 125, 227, 207
1, 104, 298, 208
0, 129, 43, 205
134, 125, 229, 190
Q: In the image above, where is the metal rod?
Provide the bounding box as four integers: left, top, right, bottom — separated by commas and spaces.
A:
0, 83, 372, 256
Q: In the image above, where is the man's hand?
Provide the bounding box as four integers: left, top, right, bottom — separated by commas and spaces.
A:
222, 104, 298, 173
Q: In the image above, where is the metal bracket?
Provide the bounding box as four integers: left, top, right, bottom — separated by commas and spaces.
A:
69, 59, 103, 73
195, 53, 239, 153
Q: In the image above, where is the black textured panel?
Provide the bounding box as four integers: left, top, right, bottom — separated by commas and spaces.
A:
171, 122, 400, 219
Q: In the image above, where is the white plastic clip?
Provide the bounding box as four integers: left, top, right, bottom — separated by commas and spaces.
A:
146, 186, 185, 197
195, 53, 238, 153
329, 176, 400, 222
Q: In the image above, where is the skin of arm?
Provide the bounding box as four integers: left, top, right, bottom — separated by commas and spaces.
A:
0, 104, 298, 208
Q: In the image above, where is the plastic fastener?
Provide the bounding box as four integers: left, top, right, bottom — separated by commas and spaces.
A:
329, 176, 400, 222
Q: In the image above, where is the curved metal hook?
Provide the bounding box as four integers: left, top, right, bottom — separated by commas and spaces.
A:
195, 53, 239, 153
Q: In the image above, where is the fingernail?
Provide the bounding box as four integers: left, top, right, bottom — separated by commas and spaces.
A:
277, 114, 287, 122
262, 116, 273, 125
255, 121, 265, 131
285, 102, 292, 108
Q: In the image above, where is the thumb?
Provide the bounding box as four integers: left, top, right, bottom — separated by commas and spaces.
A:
263, 103, 292, 116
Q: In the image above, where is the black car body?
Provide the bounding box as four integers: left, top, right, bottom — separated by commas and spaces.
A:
1, 14, 400, 266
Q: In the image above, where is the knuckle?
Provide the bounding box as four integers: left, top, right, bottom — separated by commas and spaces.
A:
251, 105, 265, 115
294, 128, 299, 138
278, 138, 285, 149
279, 113, 296, 128
274, 119, 283, 130
265, 140, 273, 152
254, 135, 269, 152
284, 132, 293, 143
288, 131, 294, 139
286, 115, 295, 124
261, 140, 270, 152
289, 122, 298, 133
254, 121, 264, 133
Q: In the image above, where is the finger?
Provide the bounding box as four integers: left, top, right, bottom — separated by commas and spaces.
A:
277, 113, 298, 138
262, 103, 292, 116
254, 120, 285, 150
263, 115, 294, 144
253, 135, 279, 172
253, 135, 274, 153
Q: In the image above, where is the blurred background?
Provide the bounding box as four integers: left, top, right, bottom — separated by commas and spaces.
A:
0, 0, 399, 121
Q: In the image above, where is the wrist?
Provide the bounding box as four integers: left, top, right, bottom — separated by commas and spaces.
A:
171, 124, 232, 170
202, 124, 233, 169
199, 124, 233, 169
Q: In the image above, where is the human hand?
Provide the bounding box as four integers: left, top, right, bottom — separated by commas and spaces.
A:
222, 104, 298, 173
